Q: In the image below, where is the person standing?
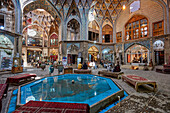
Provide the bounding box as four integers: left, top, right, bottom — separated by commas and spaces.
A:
49, 63, 54, 75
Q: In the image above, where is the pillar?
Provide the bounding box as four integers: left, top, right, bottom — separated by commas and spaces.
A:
99, 26, 102, 43
150, 38, 155, 65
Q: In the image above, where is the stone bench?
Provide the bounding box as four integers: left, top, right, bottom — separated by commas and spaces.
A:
6, 73, 36, 85
98, 70, 124, 79
122, 75, 157, 92
74, 69, 92, 74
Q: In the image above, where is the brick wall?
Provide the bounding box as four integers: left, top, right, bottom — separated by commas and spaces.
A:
115, 0, 165, 41
169, 9, 170, 33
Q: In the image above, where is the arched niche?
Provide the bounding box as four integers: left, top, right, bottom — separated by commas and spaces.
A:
22, 24, 47, 47
67, 44, 79, 64
125, 15, 149, 41
49, 33, 58, 47
88, 46, 99, 62
67, 19, 80, 41
125, 44, 149, 64
88, 20, 99, 42
153, 40, 165, 65
102, 48, 113, 62
102, 24, 113, 43
23, 0, 61, 21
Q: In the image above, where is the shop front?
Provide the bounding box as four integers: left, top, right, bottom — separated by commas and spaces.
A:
153, 40, 164, 65
102, 48, 113, 62
27, 50, 42, 64
67, 45, 79, 65
88, 46, 99, 62
125, 44, 149, 65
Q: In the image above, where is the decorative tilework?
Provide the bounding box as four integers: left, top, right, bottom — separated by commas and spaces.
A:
0, 33, 15, 44
152, 38, 165, 44
67, 43, 80, 49
102, 45, 114, 50
88, 44, 100, 50
124, 40, 150, 51
116, 44, 122, 51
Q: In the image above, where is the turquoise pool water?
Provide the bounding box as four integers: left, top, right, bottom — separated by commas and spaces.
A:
8, 89, 18, 113
20, 74, 121, 106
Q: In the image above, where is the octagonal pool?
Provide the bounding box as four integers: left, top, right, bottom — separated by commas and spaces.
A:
18, 74, 126, 113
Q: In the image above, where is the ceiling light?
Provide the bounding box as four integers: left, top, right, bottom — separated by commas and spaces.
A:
123, 5, 126, 10
37, 9, 45, 12
0, 26, 4, 29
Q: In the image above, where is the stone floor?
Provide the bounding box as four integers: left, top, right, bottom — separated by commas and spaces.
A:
0, 66, 170, 113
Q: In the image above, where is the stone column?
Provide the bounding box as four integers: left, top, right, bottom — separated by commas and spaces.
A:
99, 26, 102, 43
62, 43, 67, 58
82, 42, 89, 62
25, 34, 28, 46
18, 36, 22, 66
164, 35, 170, 64
122, 43, 125, 65
166, 0, 170, 34
150, 38, 155, 65
42, 33, 44, 47
113, 24, 116, 43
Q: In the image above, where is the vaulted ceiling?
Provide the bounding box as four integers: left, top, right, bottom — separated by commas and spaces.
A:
20, 0, 168, 27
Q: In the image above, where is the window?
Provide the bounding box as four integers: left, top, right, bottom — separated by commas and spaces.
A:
0, 15, 4, 29
130, 0, 140, 13
125, 15, 148, 41
153, 20, 164, 36
50, 33, 58, 47
116, 32, 122, 43
88, 21, 99, 42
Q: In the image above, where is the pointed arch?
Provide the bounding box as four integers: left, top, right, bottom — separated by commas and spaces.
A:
23, 0, 61, 20
102, 24, 113, 43
66, 18, 80, 41
102, 18, 113, 28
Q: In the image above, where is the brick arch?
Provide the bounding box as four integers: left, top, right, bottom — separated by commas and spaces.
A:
125, 14, 149, 27
22, 24, 48, 37
23, 0, 61, 20
125, 43, 149, 52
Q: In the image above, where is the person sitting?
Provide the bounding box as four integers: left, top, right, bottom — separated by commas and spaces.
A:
143, 63, 149, 71
82, 62, 88, 69
149, 59, 154, 70
78, 62, 82, 69
113, 62, 121, 72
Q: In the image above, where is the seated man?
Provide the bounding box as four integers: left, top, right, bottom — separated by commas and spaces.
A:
113, 62, 121, 72
82, 62, 88, 69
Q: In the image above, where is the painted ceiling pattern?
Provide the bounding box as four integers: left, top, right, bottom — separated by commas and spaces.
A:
23, 9, 58, 40
0, 0, 14, 10
22, 0, 128, 26
50, 0, 128, 24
